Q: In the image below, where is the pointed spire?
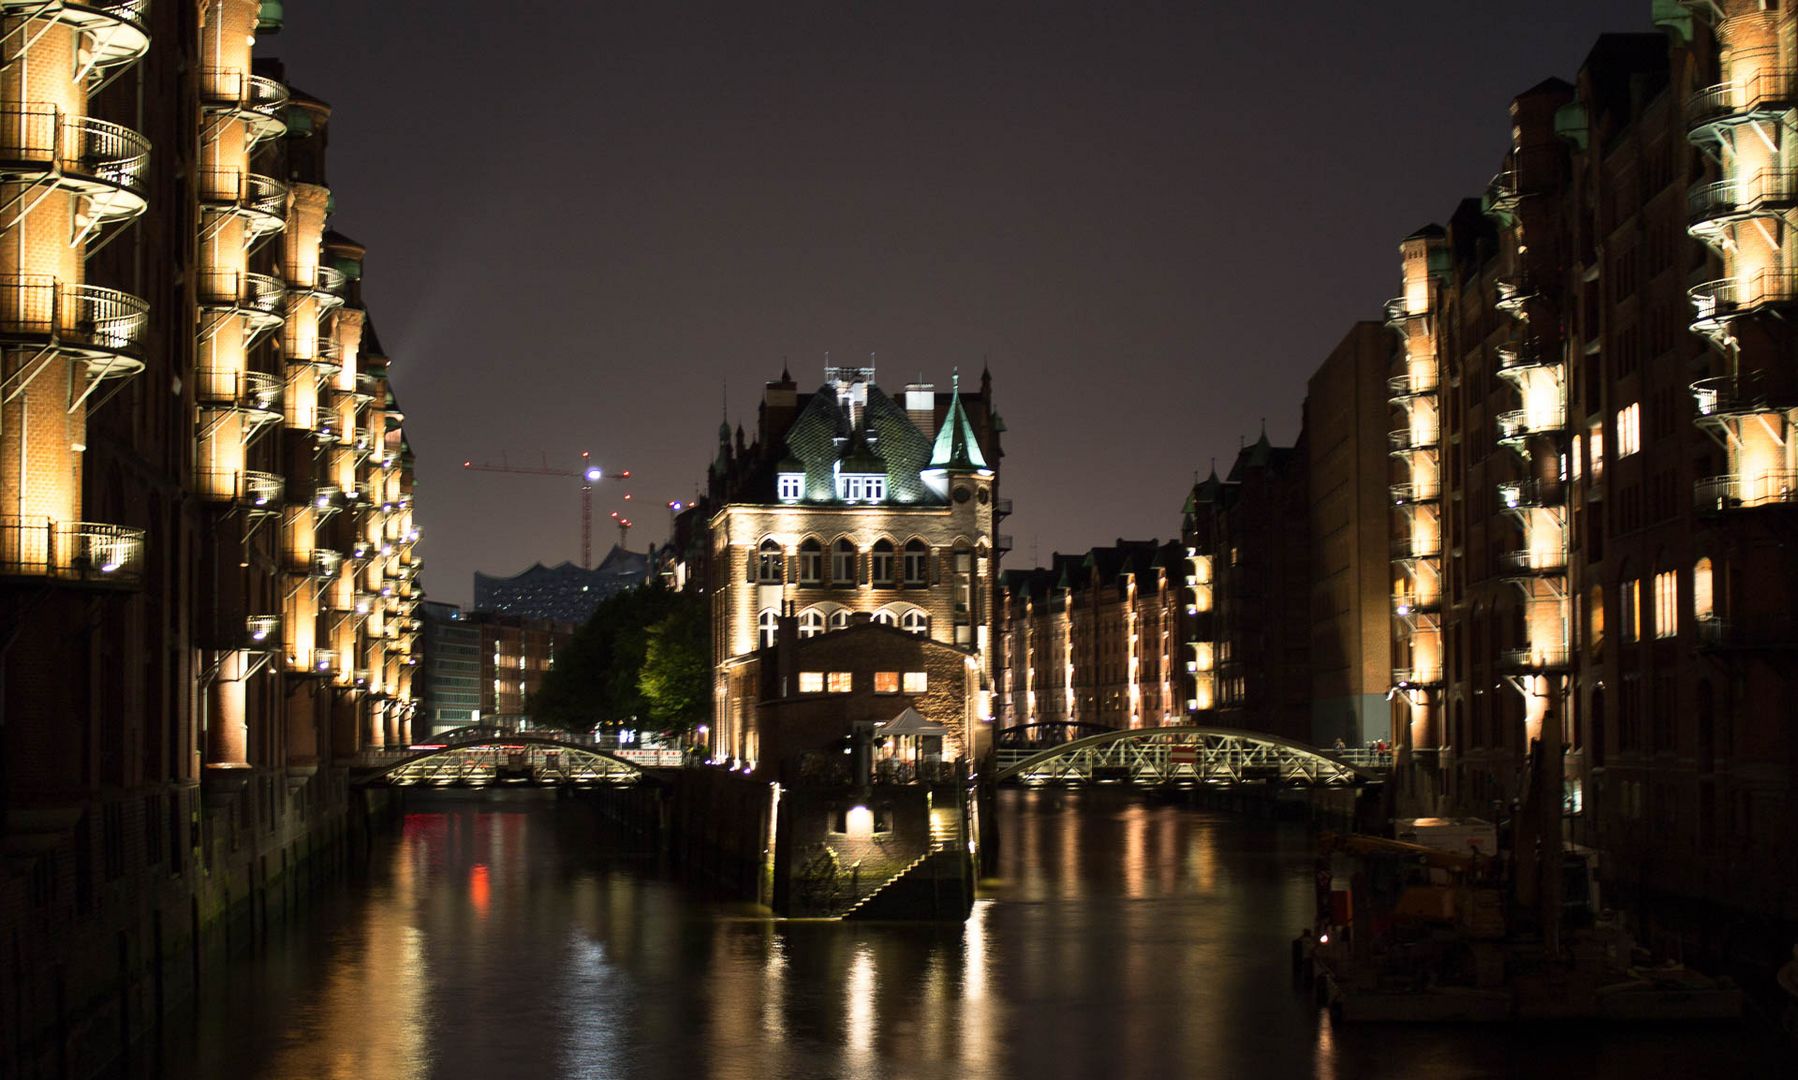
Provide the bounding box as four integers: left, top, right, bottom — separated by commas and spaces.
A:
929, 368, 989, 472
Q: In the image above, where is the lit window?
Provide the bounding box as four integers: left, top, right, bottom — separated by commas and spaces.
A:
874, 671, 899, 694
901, 609, 929, 637
874, 610, 897, 626
1616, 402, 1641, 458
831, 539, 856, 584
799, 539, 823, 584
778, 473, 803, 501
827, 671, 853, 693
1692, 557, 1714, 622
798, 671, 824, 693
902, 671, 928, 693
758, 609, 779, 649
840, 474, 886, 502
757, 540, 783, 583
1588, 422, 1605, 477
798, 609, 824, 639
1621, 579, 1641, 643
871, 539, 895, 585
1654, 570, 1677, 639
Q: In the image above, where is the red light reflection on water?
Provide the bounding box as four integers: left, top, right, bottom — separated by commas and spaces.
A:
470, 863, 490, 916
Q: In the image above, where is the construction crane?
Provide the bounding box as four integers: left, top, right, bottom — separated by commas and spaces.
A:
461, 450, 630, 568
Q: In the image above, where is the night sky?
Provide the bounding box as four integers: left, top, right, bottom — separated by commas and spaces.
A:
274, 1, 1648, 605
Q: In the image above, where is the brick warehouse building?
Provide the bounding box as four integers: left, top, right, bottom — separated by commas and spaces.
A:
706, 364, 1006, 771
1385, 6, 1798, 955
995, 540, 1190, 735
0, 3, 423, 1072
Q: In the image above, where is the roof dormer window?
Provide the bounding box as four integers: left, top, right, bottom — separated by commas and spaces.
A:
778, 473, 804, 502
839, 474, 886, 503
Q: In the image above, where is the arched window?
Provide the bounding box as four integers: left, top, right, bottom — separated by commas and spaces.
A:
903, 539, 929, 585
758, 609, 779, 648
828, 609, 850, 631
757, 539, 783, 584
798, 608, 824, 639
871, 539, 896, 585
831, 538, 857, 585
901, 609, 929, 637
874, 609, 897, 627
799, 538, 823, 584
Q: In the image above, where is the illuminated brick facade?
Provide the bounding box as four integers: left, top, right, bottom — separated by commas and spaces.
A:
0, 5, 423, 1071
707, 365, 1005, 769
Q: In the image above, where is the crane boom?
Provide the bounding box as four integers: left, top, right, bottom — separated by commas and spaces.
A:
461, 451, 629, 568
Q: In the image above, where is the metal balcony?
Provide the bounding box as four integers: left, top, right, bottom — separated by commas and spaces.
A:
1387, 369, 1439, 400
1500, 644, 1571, 672
0, 106, 150, 225
288, 265, 347, 313
0, 516, 144, 588
1690, 271, 1798, 341
1494, 277, 1536, 320
198, 68, 290, 143
1391, 667, 1442, 690
1392, 593, 1440, 619
1498, 478, 1563, 510
996, 534, 1013, 553
1389, 425, 1439, 453
1499, 548, 1567, 574
993, 497, 1013, 518
1484, 169, 1521, 219
1391, 535, 1442, 560
197, 467, 282, 509
1495, 337, 1555, 377
196, 269, 285, 331
1390, 480, 1440, 506
198, 167, 288, 242
287, 647, 337, 677
352, 370, 379, 404
1686, 70, 1797, 140
1695, 472, 1798, 512
1695, 615, 1798, 652
1688, 170, 1798, 238
0, 276, 147, 373
196, 368, 283, 422
1383, 295, 1429, 331
1497, 407, 1565, 445
2, 2, 151, 79
1691, 371, 1789, 423
246, 614, 281, 648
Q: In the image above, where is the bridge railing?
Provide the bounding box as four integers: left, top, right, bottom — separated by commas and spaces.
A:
992, 727, 1390, 787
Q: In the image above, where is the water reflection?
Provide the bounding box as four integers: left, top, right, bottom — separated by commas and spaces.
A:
134, 790, 1781, 1080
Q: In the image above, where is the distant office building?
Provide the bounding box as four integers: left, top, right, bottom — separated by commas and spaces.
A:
420, 602, 482, 734
475, 612, 576, 727
473, 545, 651, 623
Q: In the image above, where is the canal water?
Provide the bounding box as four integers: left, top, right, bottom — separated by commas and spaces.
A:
129, 789, 1781, 1079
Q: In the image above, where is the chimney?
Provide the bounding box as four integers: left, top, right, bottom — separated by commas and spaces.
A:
904, 377, 936, 439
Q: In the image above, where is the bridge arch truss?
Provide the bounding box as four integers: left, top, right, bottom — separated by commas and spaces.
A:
991, 726, 1384, 787
372, 735, 645, 787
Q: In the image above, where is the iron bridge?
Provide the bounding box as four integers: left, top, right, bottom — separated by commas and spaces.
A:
991, 726, 1388, 787
359, 734, 646, 788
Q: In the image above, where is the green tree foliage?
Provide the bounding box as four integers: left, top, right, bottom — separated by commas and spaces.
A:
529, 585, 710, 739
638, 593, 710, 739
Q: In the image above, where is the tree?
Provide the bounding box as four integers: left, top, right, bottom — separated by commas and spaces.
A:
530, 583, 689, 731
638, 592, 710, 740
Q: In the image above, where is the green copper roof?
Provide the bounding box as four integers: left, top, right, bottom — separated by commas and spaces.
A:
929, 372, 987, 471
